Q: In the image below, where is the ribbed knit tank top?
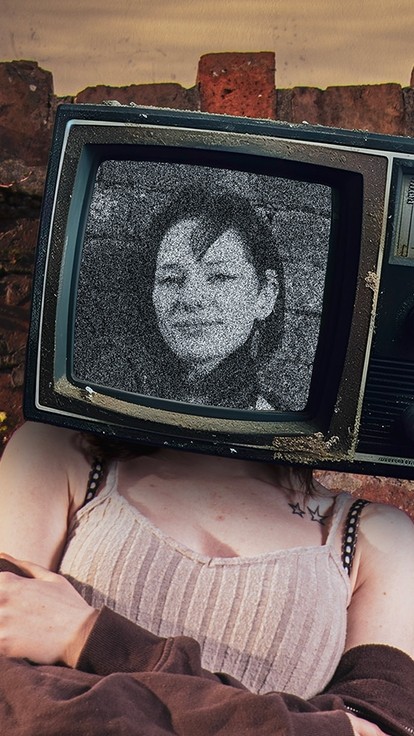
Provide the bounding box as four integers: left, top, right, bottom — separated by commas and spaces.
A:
59, 463, 352, 699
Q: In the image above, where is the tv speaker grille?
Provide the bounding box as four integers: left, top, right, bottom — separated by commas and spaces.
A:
357, 357, 414, 456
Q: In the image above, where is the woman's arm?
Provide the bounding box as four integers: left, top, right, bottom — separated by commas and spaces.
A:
0, 422, 90, 569
345, 501, 414, 658
0, 556, 358, 736
0, 556, 393, 736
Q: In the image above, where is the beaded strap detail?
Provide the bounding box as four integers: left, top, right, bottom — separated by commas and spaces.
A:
83, 459, 105, 505
342, 498, 371, 575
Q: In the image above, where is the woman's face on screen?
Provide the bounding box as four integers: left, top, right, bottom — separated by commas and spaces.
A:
152, 218, 277, 373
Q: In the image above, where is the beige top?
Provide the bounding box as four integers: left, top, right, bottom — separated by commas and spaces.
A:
59, 463, 352, 698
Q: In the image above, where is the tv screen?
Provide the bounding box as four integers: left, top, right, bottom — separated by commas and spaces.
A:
24, 103, 414, 477
73, 158, 331, 413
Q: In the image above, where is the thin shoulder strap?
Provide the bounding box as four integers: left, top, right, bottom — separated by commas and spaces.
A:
342, 498, 371, 575
83, 458, 105, 506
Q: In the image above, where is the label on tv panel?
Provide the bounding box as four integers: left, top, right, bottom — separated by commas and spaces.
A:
355, 452, 414, 468
392, 174, 414, 264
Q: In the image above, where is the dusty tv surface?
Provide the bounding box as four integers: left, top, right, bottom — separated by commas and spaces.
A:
24, 103, 414, 477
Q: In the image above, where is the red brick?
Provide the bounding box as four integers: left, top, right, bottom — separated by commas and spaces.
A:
4, 275, 32, 307
0, 159, 46, 200
0, 302, 30, 443
289, 87, 324, 125
0, 220, 38, 272
0, 371, 24, 445
321, 84, 405, 135
75, 83, 198, 110
315, 470, 414, 520
403, 87, 414, 137
0, 61, 55, 166
197, 52, 276, 118
275, 89, 293, 122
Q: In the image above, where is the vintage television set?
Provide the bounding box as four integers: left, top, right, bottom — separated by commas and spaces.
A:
24, 103, 414, 478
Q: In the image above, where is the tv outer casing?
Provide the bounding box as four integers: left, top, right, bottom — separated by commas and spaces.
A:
24, 103, 414, 478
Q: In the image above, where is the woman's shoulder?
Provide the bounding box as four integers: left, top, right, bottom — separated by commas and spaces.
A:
0, 423, 93, 567
7, 419, 78, 445
345, 499, 414, 657
2, 422, 91, 507
255, 395, 274, 410
348, 498, 414, 601
358, 499, 414, 557
4, 421, 85, 463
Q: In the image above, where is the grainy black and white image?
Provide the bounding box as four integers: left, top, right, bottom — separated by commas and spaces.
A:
73, 160, 332, 411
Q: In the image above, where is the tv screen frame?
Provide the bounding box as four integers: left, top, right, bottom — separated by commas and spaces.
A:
24, 103, 414, 477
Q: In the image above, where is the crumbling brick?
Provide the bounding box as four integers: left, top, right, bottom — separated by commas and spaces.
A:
75, 83, 198, 110
0, 60, 55, 166
197, 52, 276, 118
289, 87, 324, 126
321, 84, 405, 135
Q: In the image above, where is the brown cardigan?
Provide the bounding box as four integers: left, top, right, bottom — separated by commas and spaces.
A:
0, 606, 413, 736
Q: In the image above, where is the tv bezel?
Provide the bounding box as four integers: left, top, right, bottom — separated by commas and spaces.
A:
25, 104, 393, 467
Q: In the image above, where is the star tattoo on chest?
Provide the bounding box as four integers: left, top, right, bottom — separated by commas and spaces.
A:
288, 502, 331, 525
288, 502, 306, 518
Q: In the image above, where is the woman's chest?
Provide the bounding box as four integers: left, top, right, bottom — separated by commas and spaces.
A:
60, 499, 349, 697
116, 475, 336, 558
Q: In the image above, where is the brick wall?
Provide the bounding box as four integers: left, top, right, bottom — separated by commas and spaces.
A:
1, 52, 414, 513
